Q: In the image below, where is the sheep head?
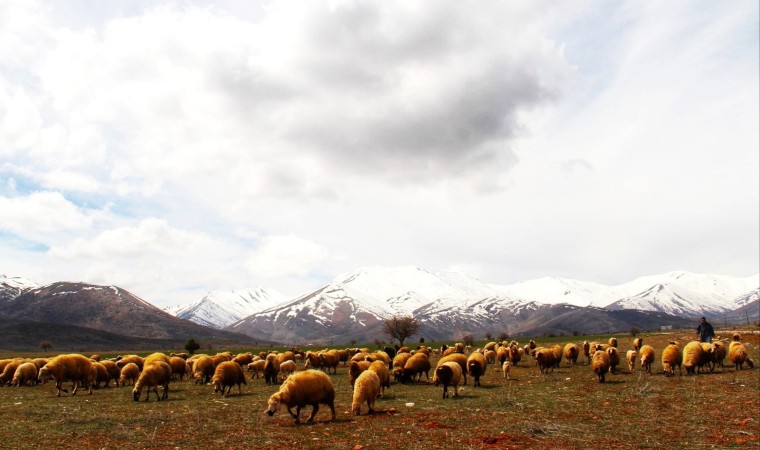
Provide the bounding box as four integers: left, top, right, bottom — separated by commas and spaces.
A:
265, 393, 281, 416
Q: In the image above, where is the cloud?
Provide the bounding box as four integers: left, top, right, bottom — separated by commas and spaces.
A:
0, 191, 95, 236
246, 234, 328, 279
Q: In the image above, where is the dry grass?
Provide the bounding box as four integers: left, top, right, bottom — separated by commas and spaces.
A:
1, 331, 758, 449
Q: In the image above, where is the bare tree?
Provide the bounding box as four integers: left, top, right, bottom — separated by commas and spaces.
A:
382, 315, 420, 346
40, 341, 53, 352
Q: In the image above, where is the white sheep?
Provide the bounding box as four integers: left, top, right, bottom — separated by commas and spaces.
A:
626, 350, 637, 372
38, 354, 95, 396
11, 362, 38, 387
265, 370, 336, 424
467, 351, 487, 386
502, 361, 511, 381
661, 344, 683, 376
591, 350, 610, 383
212, 361, 247, 396
279, 360, 297, 380
133, 361, 172, 401
368, 360, 390, 397
639, 345, 655, 373
352, 370, 381, 415
435, 362, 463, 398
682, 341, 706, 375
118, 362, 140, 386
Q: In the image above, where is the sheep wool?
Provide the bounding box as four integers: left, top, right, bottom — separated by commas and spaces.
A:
626, 350, 637, 372
639, 345, 655, 374
467, 351, 487, 387
352, 370, 381, 415
564, 343, 580, 365
265, 370, 336, 425
368, 360, 390, 396
682, 341, 706, 375
133, 361, 172, 402
591, 350, 610, 383
661, 344, 683, 376
212, 361, 247, 397
38, 354, 95, 396
728, 341, 755, 370
12, 362, 38, 387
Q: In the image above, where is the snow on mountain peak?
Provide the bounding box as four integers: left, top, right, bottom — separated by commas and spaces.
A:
165, 286, 288, 329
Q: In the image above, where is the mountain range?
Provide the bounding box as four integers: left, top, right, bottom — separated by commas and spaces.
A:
209, 267, 757, 344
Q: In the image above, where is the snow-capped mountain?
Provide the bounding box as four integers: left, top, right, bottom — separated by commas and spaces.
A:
605, 272, 759, 316
0, 275, 39, 303
165, 287, 288, 329
492, 277, 620, 308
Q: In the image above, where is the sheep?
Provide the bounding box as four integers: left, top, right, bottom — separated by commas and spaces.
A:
133, 361, 172, 401
633, 337, 643, 351
369, 351, 391, 368
392, 353, 413, 381
303, 352, 322, 370
279, 360, 297, 380
277, 351, 296, 365
248, 360, 266, 379
582, 341, 591, 365
484, 349, 497, 364
265, 370, 336, 424
534, 348, 557, 374
212, 361, 247, 396
349, 361, 371, 387
90, 355, 101, 362
608, 337, 618, 348
233, 352, 254, 367
352, 370, 381, 415
368, 360, 390, 397
100, 360, 121, 387
591, 350, 610, 383
550, 345, 563, 368
626, 350, 637, 372
336, 349, 350, 366
682, 341, 706, 375
115, 355, 144, 371
192, 355, 215, 384
169, 356, 190, 381
351, 352, 371, 363
11, 362, 38, 387
564, 343, 580, 365
607, 347, 621, 374
119, 362, 140, 386
170, 352, 189, 360
38, 354, 95, 396
508, 345, 522, 366
318, 350, 340, 374
467, 351, 487, 387
92, 362, 111, 388
31, 358, 48, 371
1, 359, 28, 386
709, 340, 726, 368
729, 341, 755, 370
435, 353, 468, 386
639, 345, 655, 374
402, 353, 431, 383
699, 343, 716, 372
435, 361, 463, 399
264, 353, 281, 385
502, 361, 511, 381
661, 344, 683, 376
494, 345, 506, 364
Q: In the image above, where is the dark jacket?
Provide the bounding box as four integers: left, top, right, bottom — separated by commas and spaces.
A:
696, 321, 714, 342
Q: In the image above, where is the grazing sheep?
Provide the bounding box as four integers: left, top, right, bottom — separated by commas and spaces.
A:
496, 346, 509, 365
534, 348, 558, 375
233, 352, 254, 367
633, 337, 643, 351
592, 350, 610, 383
401, 353, 431, 383
436, 362, 463, 399
484, 349, 497, 364
119, 362, 140, 386
682, 341, 706, 375
352, 370, 381, 415
31, 358, 48, 371
90, 355, 101, 362
170, 352, 189, 360
729, 341, 755, 370
639, 345, 655, 374
699, 343, 716, 372
508, 345, 522, 366
318, 350, 340, 374
247, 360, 266, 379
169, 356, 190, 381
303, 352, 322, 371
661, 344, 683, 376
348, 361, 371, 387
38, 354, 95, 396
607, 347, 621, 374
133, 361, 172, 401
467, 351, 487, 387
278, 360, 297, 380
11, 362, 38, 387
582, 341, 591, 365
1, 359, 28, 386
711, 341, 727, 368
564, 343, 580, 365
212, 361, 247, 396
608, 337, 618, 348
368, 360, 390, 397
115, 355, 144, 371
92, 362, 111, 388
502, 361, 511, 381
265, 370, 336, 424
626, 350, 637, 372
192, 355, 215, 384
435, 353, 468, 386
264, 353, 281, 385
100, 360, 121, 387
369, 351, 391, 367
392, 353, 413, 381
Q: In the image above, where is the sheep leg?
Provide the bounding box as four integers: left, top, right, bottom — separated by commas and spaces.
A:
71, 381, 79, 396
287, 406, 299, 420
306, 404, 319, 423
162, 384, 169, 400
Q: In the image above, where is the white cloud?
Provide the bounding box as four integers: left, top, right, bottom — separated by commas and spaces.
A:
0, 191, 95, 236
246, 235, 328, 279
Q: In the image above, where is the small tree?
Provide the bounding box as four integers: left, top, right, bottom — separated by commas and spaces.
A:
497, 332, 510, 342
485, 332, 493, 341
184, 338, 201, 355
463, 334, 474, 347
630, 326, 641, 337
382, 315, 420, 347
40, 341, 52, 353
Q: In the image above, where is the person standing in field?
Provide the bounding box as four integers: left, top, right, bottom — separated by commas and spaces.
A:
696, 317, 714, 343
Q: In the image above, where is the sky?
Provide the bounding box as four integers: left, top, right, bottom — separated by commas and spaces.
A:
1, 0, 758, 308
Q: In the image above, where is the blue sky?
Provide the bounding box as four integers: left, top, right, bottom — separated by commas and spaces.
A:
1, 1, 758, 307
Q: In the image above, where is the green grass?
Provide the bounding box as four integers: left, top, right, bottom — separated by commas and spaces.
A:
1, 331, 758, 449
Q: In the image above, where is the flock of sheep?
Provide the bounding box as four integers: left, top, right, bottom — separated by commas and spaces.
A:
0, 332, 755, 424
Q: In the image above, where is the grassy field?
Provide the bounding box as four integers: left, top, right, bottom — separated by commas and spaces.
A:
1, 330, 758, 449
